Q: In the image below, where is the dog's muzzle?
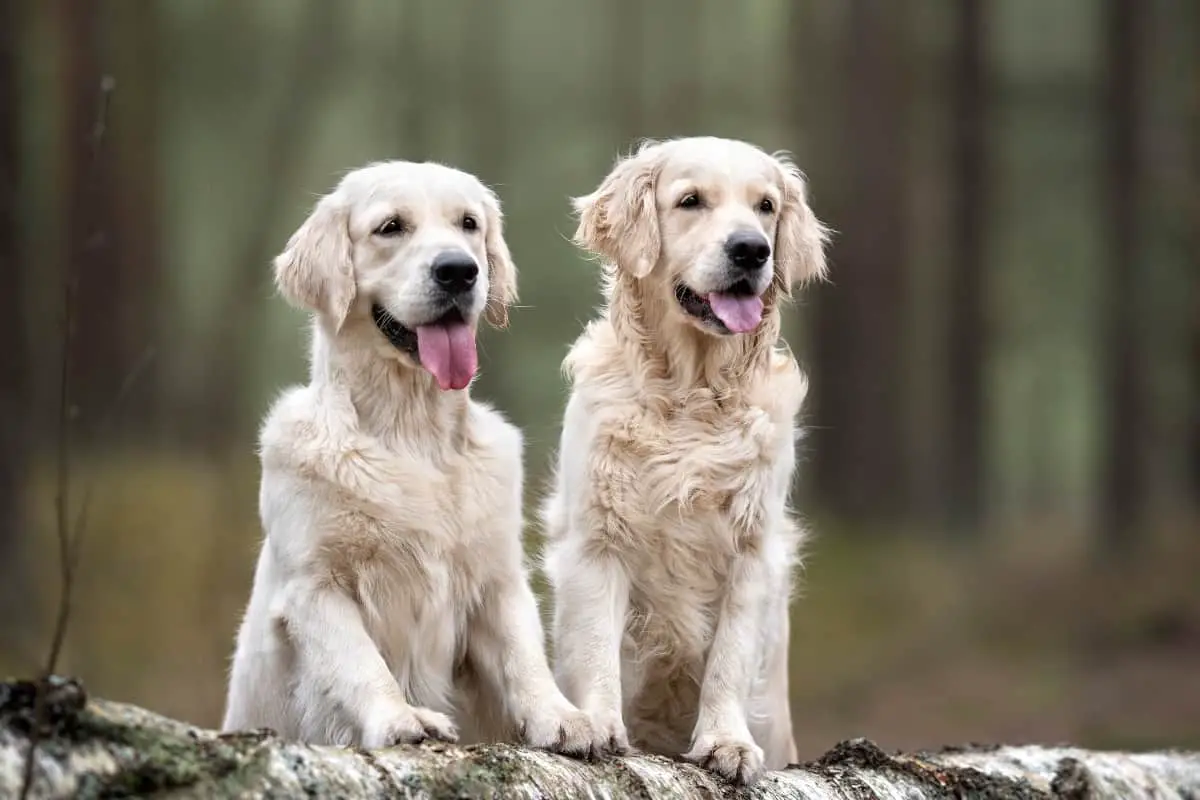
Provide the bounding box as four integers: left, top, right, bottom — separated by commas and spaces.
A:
431, 250, 479, 297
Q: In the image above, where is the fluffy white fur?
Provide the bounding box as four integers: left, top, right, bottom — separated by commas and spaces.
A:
541, 137, 829, 784
222, 161, 597, 756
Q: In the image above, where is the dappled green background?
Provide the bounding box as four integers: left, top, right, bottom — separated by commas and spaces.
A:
1, 0, 1197, 757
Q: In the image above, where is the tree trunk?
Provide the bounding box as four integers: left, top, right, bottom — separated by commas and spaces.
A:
1099, 0, 1146, 552
658, 0, 704, 135
1191, 291, 1199, 503
0, 0, 26, 614
4, 679, 1200, 799
189, 1, 338, 449
779, 1, 835, 515
58, 0, 123, 437
811, 0, 913, 525
1190, 6, 1200, 507
945, 0, 989, 530
612, 0, 645, 145
461, 0, 505, 179
53, 0, 159, 445
103, 0, 161, 430
399, 0, 429, 157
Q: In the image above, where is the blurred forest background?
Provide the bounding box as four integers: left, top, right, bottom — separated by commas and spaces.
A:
1, 0, 1198, 758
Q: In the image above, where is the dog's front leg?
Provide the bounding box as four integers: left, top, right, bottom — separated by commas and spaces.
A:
284, 580, 458, 748
468, 573, 600, 758
549, 542, 632, 754
685, 551, 771, 785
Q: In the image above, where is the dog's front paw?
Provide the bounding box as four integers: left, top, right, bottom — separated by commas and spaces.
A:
587, 707, 632, 756
685, 731, 765, 785
518, 701, 597, 759
362, 703, 459, 749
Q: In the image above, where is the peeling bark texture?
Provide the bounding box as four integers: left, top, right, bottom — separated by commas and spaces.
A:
3, 679, 1200, 799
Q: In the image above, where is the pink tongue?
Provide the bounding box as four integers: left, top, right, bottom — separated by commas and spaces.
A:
416, 321, 478, 391
707, 292, 764, 333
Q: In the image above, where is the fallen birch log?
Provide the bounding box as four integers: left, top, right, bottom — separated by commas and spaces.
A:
2, 677, 1199, 799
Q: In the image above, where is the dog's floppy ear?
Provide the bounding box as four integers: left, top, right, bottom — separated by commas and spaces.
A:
482, 188, 518, 329
572, 141, 663, 278
274, 194, 356, 330
773, 155, 831, 298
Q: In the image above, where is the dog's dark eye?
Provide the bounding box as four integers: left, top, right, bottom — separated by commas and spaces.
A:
678, 193, 701, 209
461, 213, 478, 232
374, 217, 406, 237
758, 197, 775, 214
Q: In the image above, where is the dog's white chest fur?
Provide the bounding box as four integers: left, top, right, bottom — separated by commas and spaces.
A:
345, 514, 474, 711
617, 406, 786, 729
227, 384, 523, 743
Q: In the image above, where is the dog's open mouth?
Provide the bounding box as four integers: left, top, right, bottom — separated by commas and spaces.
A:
372, 304, 419, 355
674, 280, 765, 334
372, 304, 478, 391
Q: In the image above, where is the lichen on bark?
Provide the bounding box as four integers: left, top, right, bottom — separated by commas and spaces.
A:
3, 677, 1200, 799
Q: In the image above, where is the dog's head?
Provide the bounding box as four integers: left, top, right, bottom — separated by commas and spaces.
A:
573, 137, 828, 337
273, 161, 517, 391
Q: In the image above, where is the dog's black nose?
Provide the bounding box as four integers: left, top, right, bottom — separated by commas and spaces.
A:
432, 251, 479, 294
725, 231, 771, 271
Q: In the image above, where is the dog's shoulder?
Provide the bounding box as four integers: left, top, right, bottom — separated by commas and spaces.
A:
466, 398, 523, 468
257, 383, 355, 475
258, 384, 322, 469
560, 320, 629, 390
757, 346, 810, 424
256, 382, 417, 509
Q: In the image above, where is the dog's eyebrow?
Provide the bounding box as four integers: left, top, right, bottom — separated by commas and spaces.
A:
665, 178, 700, 195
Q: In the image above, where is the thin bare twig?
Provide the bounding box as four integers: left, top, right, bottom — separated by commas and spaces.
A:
19, 73, 115, 800
67, 345, 155, 572
49, 344, 156, 679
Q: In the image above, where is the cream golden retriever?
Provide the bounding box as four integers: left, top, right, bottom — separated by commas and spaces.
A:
222, 161, 597, 756
541, 137, 829, 784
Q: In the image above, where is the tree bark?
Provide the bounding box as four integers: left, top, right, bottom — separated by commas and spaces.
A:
658, 0, 704, 135
102, 0, 161, 430
58, 0, 123, 437
399, 0, 429, 157
0, 0, 27, 614
1099, 0, 1146, 552
811, 0, 913, 524
612, 0, 645, 144
189, 1, 338, 449
51, 0, 158, 446
4, 679, 1200, 799
945, 0, 989, 531
1189, 5, 1200, 507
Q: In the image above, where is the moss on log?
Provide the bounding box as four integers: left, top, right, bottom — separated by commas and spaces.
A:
3, 677, 1199, 799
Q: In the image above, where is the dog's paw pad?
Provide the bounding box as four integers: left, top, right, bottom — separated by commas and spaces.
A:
685, 733, 765, 785
411, 707, 458, 743
363, 705, 458, 749
520, 706, 597, 759
587, 708, 632, 757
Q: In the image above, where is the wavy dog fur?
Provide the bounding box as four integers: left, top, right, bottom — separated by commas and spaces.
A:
541, 137, 829, 785
222, 161, 597, 757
